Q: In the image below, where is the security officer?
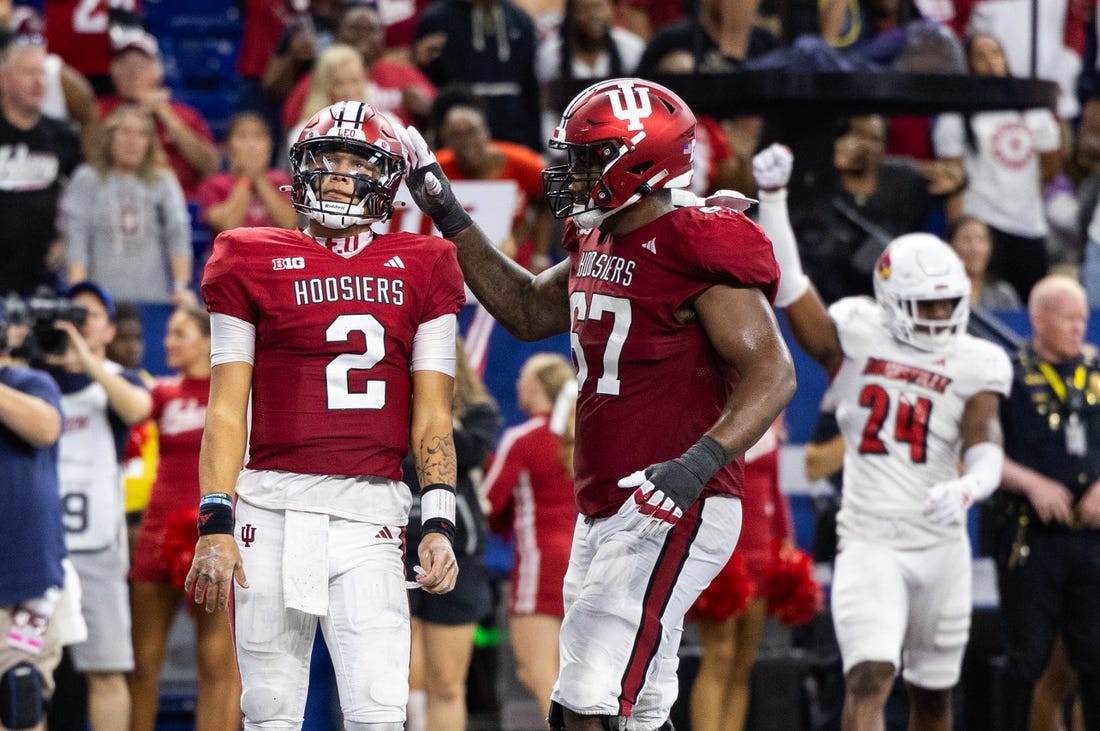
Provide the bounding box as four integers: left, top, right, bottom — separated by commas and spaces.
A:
0, 301, 66, 730
994, 274, 1100, 730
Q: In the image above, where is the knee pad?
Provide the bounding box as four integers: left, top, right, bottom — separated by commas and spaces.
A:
0, 663, 45, 730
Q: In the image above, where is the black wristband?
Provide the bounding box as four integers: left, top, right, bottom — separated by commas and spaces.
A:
197, 503, 234, 536
422, 517, 456, 544
408, 163, 474, 238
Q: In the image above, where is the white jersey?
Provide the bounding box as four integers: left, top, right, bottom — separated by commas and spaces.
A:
829, 297, 1012, 547
58, 362, 126, 552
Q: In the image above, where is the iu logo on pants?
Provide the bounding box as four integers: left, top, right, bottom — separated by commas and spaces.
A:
240, 523, 257, 548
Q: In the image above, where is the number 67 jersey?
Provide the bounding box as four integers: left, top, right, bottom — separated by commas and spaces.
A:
828, 297, 1012, 545
563, 206, 779, 518
201, 227, 465, 479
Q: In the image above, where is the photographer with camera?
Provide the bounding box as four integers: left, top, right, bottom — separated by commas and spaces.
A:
0, 300, 67, 731
45, 281, 151, 731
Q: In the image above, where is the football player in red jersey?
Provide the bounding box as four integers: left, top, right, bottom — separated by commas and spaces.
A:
399, 78, 797, 731
184, 101, 464, 731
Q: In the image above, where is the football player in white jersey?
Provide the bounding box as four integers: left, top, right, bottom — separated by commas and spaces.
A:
752, 144, 1013, 731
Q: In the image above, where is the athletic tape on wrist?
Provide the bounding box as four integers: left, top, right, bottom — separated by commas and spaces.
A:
421, 484, 456, 542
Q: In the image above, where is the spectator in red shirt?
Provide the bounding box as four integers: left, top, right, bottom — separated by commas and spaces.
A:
98, 33, 221, 201
483, 352, 578, 719
127, 306, 240, 731
197, 112, 298, 237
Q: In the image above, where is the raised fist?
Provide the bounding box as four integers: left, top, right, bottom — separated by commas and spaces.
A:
752, 143, 794, 192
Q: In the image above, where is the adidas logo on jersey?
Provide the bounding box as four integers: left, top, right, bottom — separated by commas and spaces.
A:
375, 526, 394, 540
384, 256, 406, 269
642, 238, 657, 254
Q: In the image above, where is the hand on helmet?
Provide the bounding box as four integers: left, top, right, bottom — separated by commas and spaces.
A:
752, 143, 794, 192
394, 124, 473, 238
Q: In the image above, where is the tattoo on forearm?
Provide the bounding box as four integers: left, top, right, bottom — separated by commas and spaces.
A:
416, 433, 457, 486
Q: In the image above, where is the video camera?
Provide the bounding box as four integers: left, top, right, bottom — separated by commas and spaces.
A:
3, 294, 87, 364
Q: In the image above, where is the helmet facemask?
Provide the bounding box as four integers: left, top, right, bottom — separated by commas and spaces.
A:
290, 137, 406, 229
543, 138, 626, 226
878, 289, 970, 351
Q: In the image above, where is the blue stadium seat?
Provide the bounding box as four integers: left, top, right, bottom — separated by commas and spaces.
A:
174, 90, 237, 142
172, 36, 241, 91
168, 11, 242, 38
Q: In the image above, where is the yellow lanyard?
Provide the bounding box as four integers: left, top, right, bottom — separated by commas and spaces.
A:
1037, 362, 1086, 403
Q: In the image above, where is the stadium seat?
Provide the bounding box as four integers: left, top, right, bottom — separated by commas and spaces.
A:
172, 36, 241, 91
174, 90, 237, 142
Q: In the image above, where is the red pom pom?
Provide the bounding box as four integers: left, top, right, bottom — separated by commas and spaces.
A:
689, 551, 756, 623
161, 507, 199, 591
759, 539, 824, 626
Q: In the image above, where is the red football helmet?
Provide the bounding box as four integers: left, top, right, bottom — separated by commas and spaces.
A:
542, 78, 696, 225
289, 101, 407, 229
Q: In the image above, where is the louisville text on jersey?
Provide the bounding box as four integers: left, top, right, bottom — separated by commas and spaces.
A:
862, 357, 953, 394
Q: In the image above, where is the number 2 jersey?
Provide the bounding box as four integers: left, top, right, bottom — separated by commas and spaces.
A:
829, 297, 1012, 546
201, 227, 465, 479
562, 205, 779, 518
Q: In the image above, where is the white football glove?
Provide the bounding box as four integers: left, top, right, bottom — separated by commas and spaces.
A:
615, 437, 727, 536
924, 476, 976, 526
616, 469, 686, 536
393, 124, 472, 237
752, 143, 794, 192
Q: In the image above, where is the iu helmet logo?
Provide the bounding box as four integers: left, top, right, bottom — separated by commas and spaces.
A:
606, 80, 652, 132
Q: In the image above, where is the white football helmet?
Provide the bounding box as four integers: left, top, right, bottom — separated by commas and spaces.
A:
872, 232, 971, 351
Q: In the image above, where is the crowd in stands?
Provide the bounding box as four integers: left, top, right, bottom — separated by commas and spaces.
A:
4, 0, 1100, 729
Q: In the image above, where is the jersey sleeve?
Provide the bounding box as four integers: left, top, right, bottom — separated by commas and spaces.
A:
201, 231, 261, 324
421, 240, 466, 322
959, 339, 1014, 398
828, 296, 880, 360
675, 208, 780, 302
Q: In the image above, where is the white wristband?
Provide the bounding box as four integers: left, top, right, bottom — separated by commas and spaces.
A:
420, 485, 456, 525
962, 442, 1005, 502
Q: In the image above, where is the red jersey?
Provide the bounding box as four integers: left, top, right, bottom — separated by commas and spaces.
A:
45, 0, 141, 78
563, 206, 778, 517
145, 376, 209, 520
201, 227, 465, 478
483, 414, 577, 616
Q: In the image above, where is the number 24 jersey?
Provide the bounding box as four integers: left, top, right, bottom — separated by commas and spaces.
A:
201, 227, 465, 480
829, 297, 1012, 523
